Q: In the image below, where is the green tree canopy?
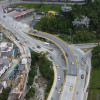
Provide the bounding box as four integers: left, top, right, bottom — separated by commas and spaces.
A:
92, 45, 100, 69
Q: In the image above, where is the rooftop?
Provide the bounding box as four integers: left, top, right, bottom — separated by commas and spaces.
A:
18, 65, 24, 72
0, 59, 12, 70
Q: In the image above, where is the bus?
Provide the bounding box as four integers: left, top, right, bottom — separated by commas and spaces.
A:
48, 11, 59, 17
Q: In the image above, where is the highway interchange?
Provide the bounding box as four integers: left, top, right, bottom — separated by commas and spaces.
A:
0, 0, 92, 100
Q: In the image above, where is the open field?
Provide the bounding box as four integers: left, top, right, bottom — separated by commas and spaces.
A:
13, 3, 62, 13
88, 67, 100, 100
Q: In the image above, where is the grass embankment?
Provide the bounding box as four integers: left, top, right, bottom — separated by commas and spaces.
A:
26, 64, 37, 100
13, 3, 61, 13
25, 87, 35, 100
0, 87, 11, 100
88, 45, 100, 100
27, 65, 37, 86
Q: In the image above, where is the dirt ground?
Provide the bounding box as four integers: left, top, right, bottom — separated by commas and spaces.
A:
30, 67, 47, 100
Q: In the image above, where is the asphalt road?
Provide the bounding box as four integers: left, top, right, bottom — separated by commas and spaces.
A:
29, 30, 77, 76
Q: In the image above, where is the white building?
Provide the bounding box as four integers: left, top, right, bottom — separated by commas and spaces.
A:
21, 58, 27, 64
0, 59, 12, 77
0, 42, 15, 58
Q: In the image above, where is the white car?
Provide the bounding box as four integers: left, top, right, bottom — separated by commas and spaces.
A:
33, 30, 37, 33
58, 76, 61, 80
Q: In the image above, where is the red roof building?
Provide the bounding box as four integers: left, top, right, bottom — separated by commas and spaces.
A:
14, 8, 35, 19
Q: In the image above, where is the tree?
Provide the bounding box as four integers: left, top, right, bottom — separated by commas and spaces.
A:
0, 87, 11, 100
92, 45, 100, 69
25, 87, 35, 100
73, 29, 92, 43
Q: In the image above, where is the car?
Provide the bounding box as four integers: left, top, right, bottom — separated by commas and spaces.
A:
58, 76, 61, 80
50, 56, 53, 60
70, 86, 73, 91
25, 39, 28, 42
37, 12, 45, 15
37, 45, 41, 48
32, 47, 35, 49
33, 30, 37, 33
3, 15, 6, 18
58, 88, 61, 94
56, 65, 59, 69
81, 75, 84, 79
65, 52, 69, 57
71, 61, 74, 66
46, 51, 50, 54
81, 62, 84, 66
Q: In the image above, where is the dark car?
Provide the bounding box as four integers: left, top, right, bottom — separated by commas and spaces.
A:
81, 75, 84, 79
37, 12, 45, 15
50, 56, 53, 60
37, 45, 41, 48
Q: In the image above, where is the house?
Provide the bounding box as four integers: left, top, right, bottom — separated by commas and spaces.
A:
0, 59, 12, 77
0, 32, 3, 42
0, 42, 15, 58
18, 65, 25, 72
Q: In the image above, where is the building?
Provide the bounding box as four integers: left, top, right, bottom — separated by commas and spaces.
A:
0, 42, 15, 58
8, 68, 27, 100
0, 23, 3, 42
0, 32, 3, 42
14, 8, 35, 20
0, 83, 3, 93
0, 23, 3, 33
18, 65, 25, 72
0, 59, 12, 77
0, 42, 14, 77
21, 59, 27, 65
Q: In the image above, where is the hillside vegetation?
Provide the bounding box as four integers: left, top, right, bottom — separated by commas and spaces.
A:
88, 45, 100, 100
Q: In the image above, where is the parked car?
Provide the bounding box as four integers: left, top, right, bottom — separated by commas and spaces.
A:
37, 45, 41, 48
37, 12, 45, 15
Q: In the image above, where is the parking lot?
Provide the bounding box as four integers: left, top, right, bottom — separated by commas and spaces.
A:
5, 5, 44, 27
